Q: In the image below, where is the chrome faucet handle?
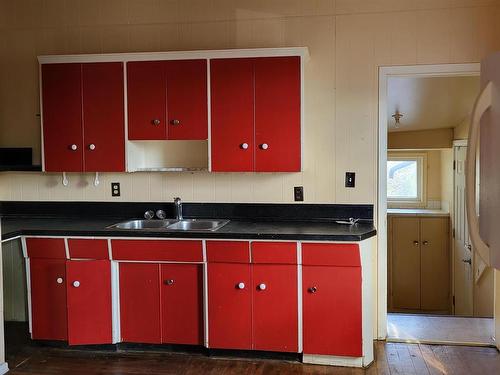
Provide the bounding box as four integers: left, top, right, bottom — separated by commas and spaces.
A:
156, 210, 166, 220
173, 197, 183, 220
174, 197, 182, 205
144, 210, 155, 220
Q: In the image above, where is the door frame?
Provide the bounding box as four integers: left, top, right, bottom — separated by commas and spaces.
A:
377, 63, 479, 339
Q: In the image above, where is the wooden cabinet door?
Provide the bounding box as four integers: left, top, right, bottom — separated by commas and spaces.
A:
303, 265, 362, 357
391, 217, 421, 310
82, 62, 125, 172
421, 217, 450, 311
210, 58, 255, 172
30, 258, 68, 340
252, 264, 298, 352
41, 63, 83, 172
254, 57, 301, 172
127, 61, 166, 140
166, 60, 208, 140
207, 263, 252, 349
66, 260, 112, 345
161, 264, 203, 345
119, 263, 161, 344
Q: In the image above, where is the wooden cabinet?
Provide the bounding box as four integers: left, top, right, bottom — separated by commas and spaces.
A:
41, 62, 125, 172
210, 57, 301, 172
127, 60, 207, 141
388, 215, 450, 313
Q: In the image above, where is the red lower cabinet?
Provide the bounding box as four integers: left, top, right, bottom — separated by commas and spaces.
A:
208, 263, 252, 349
30, 258, 68, 340
253, 264, 298, 352
119, 263, 161, 344
302, 265, 362, 357
66, 260, 112, 345
161, 264, 203, 345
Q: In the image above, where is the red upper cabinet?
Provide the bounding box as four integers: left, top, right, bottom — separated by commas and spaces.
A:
41, 62, 125, 172
254, 57, 301, 172
210, 58, 255, 172
127, 59, 208, 141
210, 57, 302, 172
42, 63, 84, 172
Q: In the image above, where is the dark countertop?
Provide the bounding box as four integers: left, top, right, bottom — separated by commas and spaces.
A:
1, 217, 376, 242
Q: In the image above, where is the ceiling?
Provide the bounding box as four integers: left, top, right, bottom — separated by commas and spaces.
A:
387, 75, 480, 133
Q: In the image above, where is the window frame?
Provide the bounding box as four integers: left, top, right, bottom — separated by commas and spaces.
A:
387, 152, 427, 208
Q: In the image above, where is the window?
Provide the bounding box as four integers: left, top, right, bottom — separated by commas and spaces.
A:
387, 154, 426, 207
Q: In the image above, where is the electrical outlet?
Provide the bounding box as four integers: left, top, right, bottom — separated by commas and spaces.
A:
294, 186, 304, 201
111, 182, 120, 197
345, 172, 355, 188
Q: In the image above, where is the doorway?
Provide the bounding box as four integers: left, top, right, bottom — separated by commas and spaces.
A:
378, 64, 495, 346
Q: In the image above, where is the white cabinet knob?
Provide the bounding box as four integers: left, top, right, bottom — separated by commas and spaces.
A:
237, 282, 245, 290
258, 283, 267, 291
56, 277, 63, 284
70, 144, 78, 151
72, 281, 80, 288
88, 144, 96, 151
240, 143, 249, 150
260, 143, 269, 150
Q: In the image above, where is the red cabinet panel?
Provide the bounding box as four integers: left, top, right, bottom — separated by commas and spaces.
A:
82, 62, 125, 172
30, 258, 68, 340
120, 263, 161, 344
302, 265, 362, 357
253, 264, 298, 352
208, 263, 252, 349
127, 61, 167, 140
206, 241, 250, 263
161, 264, 203, 345
254, 57, 301, 172
66, 260, 112, 345
112, 240, 203, 262
210, 58, 255, 171
166, 60, 208, 140
42, 63, 83, 172
251, 242, 297, 264
26, 238, 66, 259
67, 239, 109, 260
302, 243, 360, 266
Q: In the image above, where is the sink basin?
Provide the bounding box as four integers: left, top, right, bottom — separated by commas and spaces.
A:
108, 219, 177, 230
166, 219, 230, 231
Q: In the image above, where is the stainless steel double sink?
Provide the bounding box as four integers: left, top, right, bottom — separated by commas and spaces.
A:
107, 218, 230, 232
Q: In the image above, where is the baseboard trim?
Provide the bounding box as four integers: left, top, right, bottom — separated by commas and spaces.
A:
386, 337, 496, 348
303, 354, 363, 367
0, 362, 9, 374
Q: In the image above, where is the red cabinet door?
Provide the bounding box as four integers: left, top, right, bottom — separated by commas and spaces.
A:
208, 263, 252, 349
66, 260, 112, 345
302, 265, 362, 357
254, 57, 301, 172
127, 61, 166, 140
82, 62, 125, 172
210, 58, 255, 171
166, 60, 208, 140
161, 264, 203, 345
119, 263, 161, 344
41, 63, 83, 172
30, 258, 68, 340
252, 264, 298, 352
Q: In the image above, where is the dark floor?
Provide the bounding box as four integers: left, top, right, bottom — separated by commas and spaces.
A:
5, 322, 500, 374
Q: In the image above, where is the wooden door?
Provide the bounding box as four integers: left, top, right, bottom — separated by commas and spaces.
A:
30, 258, 68, 340
302, 265, 362, 356
210, 58, 255, 172
252, 264, 298, 352
41, 63, 83, 172
390, 216, 421, 310
66, 260, 112, 345
254, 57, 301, 172
165, 60, 208, 140
207, 263, 252, 349
421, 217, 450, 312
82, 62, 125, 172
119, 263, 161, 344
127, 61, 166, 140
161, 264, 203, 345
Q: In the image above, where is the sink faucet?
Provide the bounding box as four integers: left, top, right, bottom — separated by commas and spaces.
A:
174, 197, 183, 220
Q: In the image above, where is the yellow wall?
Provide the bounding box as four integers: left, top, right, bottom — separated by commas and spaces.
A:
1, 1, 499, 203
454, 117, 470, 140
388, 128, 454, 149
